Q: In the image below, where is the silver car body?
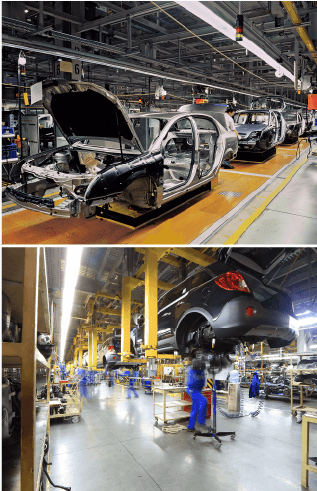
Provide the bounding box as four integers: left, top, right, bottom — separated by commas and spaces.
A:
6, 80, 237, 218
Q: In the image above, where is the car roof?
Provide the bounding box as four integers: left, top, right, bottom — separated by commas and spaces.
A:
129, 112, 176, 119
235, 109, 271, 113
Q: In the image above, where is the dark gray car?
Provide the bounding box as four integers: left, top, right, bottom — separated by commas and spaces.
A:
234, 109, 286, 151
131, 248, 298, 363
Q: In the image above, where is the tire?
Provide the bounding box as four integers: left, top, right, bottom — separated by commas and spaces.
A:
72, 416, 80, 423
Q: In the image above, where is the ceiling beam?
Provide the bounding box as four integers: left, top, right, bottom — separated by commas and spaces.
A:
24, 3, 85, 25
77, 2, 175, 33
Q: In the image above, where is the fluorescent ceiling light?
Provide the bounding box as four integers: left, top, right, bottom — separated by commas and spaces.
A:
310, 344, 317, 349
60, 247, 83, 361
176, 1, 295, 82
298, 315, 317, 327
296, 310, 312, 316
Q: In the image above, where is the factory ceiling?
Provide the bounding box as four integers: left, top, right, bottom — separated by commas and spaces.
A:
45, 247, 317, 359
2, 1, 316, 109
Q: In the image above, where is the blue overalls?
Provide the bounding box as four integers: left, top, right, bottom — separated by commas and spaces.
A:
127, 372, 139, 398
187, 368, 207, 430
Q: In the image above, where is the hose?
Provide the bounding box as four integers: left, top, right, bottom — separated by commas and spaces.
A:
216, 344, 265, 419
43, 457, 71, 491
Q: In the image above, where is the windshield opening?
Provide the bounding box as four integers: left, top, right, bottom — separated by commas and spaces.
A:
234, 112, 269, 125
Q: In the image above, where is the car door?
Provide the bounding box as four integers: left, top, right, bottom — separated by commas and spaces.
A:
192, 116, 220, 178
151, 116, 197, 195
157, 279, 191, 349
275, 111, 287, 144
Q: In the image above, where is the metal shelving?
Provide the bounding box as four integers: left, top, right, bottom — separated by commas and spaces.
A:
153, 386, 191, 424
2, 247, 51, 491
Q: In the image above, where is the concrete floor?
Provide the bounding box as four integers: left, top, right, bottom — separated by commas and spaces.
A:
49, 382, 317, 491
236, 153, 317, 244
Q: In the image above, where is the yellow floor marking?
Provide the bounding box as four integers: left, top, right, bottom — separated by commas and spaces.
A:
224, 155, 308, 244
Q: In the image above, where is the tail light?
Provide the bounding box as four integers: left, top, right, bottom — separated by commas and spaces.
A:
108, 345, 115, 352
215, 271, 250, 293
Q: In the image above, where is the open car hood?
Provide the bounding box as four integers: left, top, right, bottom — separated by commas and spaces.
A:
218, 248, 292, 278
41, 79, 143, 150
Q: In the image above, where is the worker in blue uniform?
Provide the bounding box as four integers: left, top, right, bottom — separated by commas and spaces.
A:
186, 359, 207, 431
126, 371, 139, 399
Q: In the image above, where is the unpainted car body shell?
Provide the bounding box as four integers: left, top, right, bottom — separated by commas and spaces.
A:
5, 80, 237, 217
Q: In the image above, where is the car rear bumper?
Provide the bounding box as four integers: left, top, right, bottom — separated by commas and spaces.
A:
212, 297, 298, 347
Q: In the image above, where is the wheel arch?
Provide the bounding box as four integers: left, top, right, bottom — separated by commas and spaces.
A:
175, 308, 213, 353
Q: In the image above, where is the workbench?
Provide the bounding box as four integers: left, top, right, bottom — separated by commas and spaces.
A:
301, 412, 317, 488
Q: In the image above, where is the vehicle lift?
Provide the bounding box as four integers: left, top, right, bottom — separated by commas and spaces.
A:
193, 373, 236, 448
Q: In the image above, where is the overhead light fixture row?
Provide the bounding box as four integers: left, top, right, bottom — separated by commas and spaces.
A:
175, 1, 295, 82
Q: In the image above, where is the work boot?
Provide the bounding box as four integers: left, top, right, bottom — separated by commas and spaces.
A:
187, 427, 196, 432
134, 395, 139, 398
221, 163, 234, 169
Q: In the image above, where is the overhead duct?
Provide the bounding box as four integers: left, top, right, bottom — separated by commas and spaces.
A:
282, 1, 317, 67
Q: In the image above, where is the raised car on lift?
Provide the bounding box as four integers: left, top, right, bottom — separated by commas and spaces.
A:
131, 248, 298, 367
5, 79, 238, 217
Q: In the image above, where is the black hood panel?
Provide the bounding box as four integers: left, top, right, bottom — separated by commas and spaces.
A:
41, 80, 141, 147
50, 88, 133, 140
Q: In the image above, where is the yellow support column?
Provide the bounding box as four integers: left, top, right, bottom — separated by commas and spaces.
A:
121, 276, 132, 362
144, 248, 158, 359
78, 344, 83, 368
88, 329, 93, 368
73, 348, 79, 367
92, 328, 98, 369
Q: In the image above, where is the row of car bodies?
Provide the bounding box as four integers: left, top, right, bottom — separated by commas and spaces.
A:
81, 249, 298, 371
234, 96, 313, 151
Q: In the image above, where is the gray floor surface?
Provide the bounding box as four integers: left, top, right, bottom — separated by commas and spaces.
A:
237, 153, 317, 244
48, 381, 317, 491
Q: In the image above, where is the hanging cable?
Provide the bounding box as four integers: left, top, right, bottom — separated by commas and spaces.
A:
279, 248, 304, 287
151, 1, 290, 89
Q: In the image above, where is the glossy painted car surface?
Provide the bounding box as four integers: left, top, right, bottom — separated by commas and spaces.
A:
131, 248, 298, 360
6, 80, 237, 217
234, 109, 286, 150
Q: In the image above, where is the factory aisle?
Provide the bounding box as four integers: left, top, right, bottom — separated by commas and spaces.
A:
2, 142, 310, 245
201, 144, 316, 245
48, 381, 317, 491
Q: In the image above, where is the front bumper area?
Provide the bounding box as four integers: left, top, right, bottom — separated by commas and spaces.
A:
6, 184, 76, 218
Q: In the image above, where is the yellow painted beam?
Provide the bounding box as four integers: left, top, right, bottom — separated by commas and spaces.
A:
92, 327, 98, 369
171, 247, 215, 267
282, 1, 317, 65
96, 291, 143, 306
121, 276, 132, 361
135, 262, 146, 279
78, 344, 83, 368
144, 248, 158, 358
88, 330, 93, 368
96, 307, 121, 316
157, 280, 174, 291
